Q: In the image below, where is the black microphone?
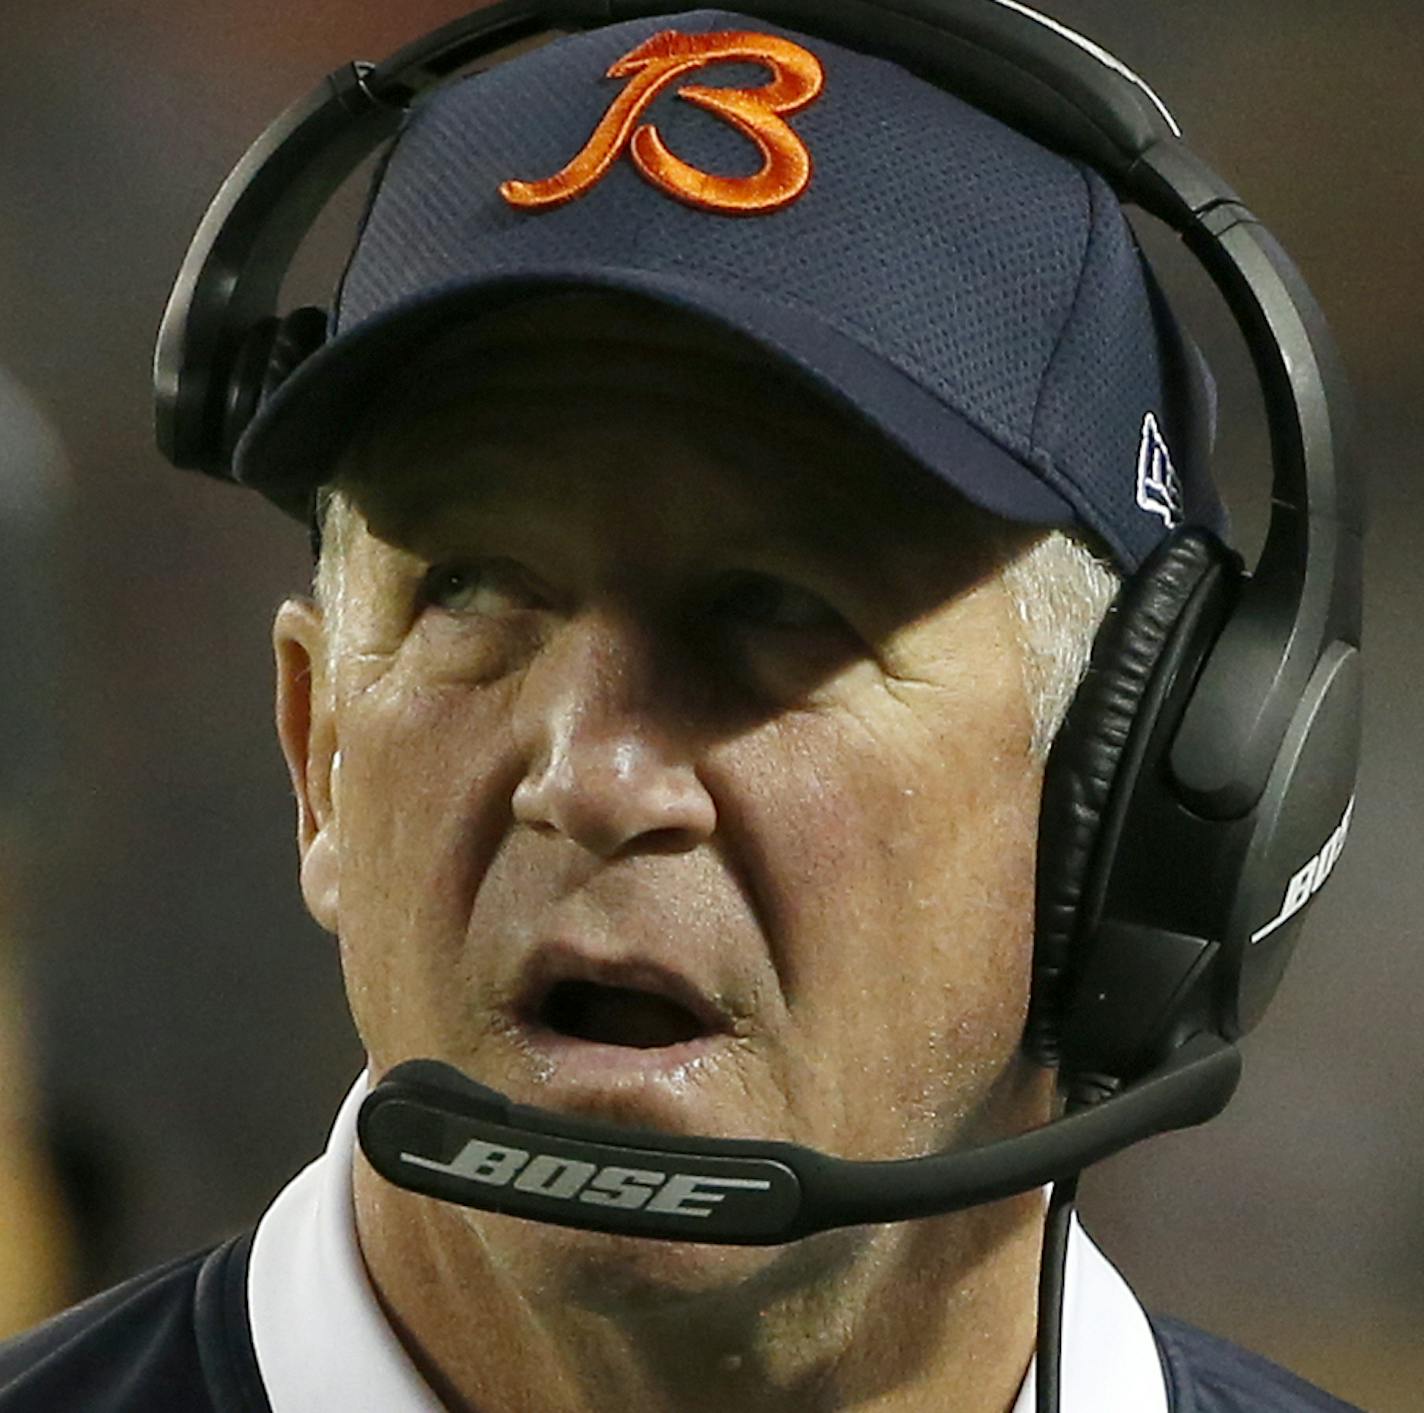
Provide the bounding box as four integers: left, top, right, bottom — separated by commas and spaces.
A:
356, 1032, 1239, 1244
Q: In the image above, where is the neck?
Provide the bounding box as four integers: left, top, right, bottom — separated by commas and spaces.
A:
353, 1153, 1043, 1413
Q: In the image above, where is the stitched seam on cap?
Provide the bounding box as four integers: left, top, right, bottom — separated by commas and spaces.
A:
333, 121, 415, 339
1028, 161, 1095, 453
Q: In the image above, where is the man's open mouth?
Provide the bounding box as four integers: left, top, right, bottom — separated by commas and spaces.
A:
538, 980, 708, 1048
515, 951, 734, 1052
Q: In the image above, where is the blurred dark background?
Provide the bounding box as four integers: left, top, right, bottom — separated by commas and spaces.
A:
1, 1, 1419, 1407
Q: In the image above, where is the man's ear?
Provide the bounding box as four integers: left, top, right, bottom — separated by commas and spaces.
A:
273, 597, 340, 934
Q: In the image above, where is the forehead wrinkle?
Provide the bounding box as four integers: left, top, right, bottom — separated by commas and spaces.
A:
353, 438, 883, 602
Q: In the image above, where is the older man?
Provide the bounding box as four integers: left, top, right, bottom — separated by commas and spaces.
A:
0, 6, 1360, 1411
274, 291, 1076, 1409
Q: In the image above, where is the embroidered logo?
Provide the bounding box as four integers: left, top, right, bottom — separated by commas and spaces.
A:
1135, 411, 1184, 528
500, 29, 825, 216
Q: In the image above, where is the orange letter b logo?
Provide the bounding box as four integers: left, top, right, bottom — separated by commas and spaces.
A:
500, 30, 825, 216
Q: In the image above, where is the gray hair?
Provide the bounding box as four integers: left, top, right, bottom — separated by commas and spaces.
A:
312, 486, 1118, 761
311, 482, 356, 672
1000, 530, 1120, 760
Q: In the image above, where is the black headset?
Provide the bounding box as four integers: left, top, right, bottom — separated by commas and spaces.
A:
154, 2, 1362, 1409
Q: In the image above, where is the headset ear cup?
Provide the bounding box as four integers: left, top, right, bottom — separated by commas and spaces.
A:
219, 306, 329, 471
260, 305, 329, 403
1025, 529, 1230, 1069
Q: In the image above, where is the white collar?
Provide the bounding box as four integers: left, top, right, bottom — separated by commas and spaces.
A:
248, 1072, 443, 1413
249, 1074, 1167, 1413
1008, 1199, 1169, 1413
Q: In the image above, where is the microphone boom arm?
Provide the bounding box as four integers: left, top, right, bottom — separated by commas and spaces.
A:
358, 1033, 1240, 1245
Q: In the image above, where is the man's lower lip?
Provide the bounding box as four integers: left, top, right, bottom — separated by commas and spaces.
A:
512, 1021, 730, 1082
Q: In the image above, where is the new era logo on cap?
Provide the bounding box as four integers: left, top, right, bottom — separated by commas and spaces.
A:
500, 29, 825, 216
1136, 411, 1184, 528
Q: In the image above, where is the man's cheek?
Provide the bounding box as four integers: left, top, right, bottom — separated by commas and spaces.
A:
333, 748, 473, 981
340, 681, 514, 841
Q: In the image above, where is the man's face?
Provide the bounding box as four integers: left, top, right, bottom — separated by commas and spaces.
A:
275, 295, 1052, 1296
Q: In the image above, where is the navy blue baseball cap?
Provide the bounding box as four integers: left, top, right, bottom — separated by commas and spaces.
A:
233, 7, 1227, 574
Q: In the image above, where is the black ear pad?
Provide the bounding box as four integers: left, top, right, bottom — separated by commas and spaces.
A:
1024, 529, 1233, 1069
219, 305, 328, 470
259, 305, 329, 404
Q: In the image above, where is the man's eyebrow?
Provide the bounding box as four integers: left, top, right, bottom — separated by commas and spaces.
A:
344, 454, 525, 546
711, 517, 882, 577
345, 419, 963, 592
387, 503, 869, 570
361, 487, 888, 597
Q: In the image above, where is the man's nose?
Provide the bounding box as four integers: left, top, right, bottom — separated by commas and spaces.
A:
510, 612, 717, 859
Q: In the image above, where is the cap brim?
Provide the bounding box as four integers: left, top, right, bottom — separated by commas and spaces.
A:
234, 263, 1079, 536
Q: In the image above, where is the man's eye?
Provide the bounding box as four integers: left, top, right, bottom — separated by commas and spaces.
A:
421, 560, 538, 615
712, 574, 840, 630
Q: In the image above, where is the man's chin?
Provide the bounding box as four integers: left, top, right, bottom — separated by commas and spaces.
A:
461, 1203, 857, 1318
